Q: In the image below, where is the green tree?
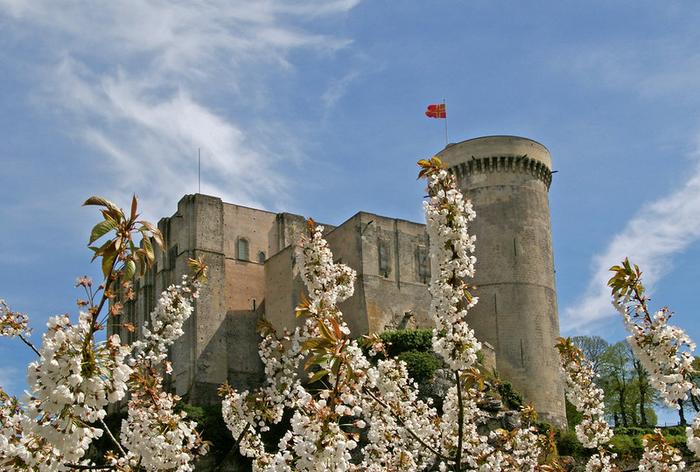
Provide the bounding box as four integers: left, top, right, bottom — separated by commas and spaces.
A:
600, 341, 634, 427
627, 343, 655, 426
571, 335, 609, 373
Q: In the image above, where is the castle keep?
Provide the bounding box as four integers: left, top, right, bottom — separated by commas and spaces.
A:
110, 135, 566, 426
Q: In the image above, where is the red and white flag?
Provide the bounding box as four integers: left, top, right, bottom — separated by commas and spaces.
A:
425, 103, 446, 119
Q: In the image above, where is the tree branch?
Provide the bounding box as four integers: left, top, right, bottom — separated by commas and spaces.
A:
455, 370, 464, 472
19, 334, 40, 356
362, 386, 450, 461
99, 417, 126, 456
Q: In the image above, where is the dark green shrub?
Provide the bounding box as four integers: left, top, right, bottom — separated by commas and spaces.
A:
609, 434, 644, 459
397, 350, 441, 383
556, 429, 583, 456
179, 403, 233, 460
565, 398, 582, 430
380, 329, 433, 356
664, 425, 686, 436
615, 426, 654, 437
496, 381, 523, 410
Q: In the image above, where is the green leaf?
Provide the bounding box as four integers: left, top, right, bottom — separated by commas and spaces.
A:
308, 369, 329, 384
318, 320, 336, 342
123, 260, 136, 281
304, 353, 328, 370
102, 251, 117, 279
330, 357, 341, 376
83, 196, 120, 213
90, 239, 113, 262
302, 338, 331, 350
142, 236, 154, 263
89, 218, 118, 244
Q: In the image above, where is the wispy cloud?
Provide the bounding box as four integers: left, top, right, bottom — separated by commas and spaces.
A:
0, 0, 360, 216
563, 151, 700, 331
557, 33, 700, 103
554, 23, 700, 332
322, 71, 360, 110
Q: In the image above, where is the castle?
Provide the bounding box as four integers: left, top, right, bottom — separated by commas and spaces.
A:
109, 135, 566, 427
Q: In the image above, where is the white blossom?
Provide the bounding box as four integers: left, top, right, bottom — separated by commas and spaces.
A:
557, 338, 616, 471
25, 312, 131, 463
638, 429, 685, 472
423, 169, 481, 371
117, 389, 207, 472
0, 300, 31, 338
613, 301, 698, 409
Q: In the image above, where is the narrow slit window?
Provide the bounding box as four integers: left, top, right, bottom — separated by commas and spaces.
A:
378, 240, 390, 277
237, 238, 250, 261
416, 245, 430, 284
257, 251, 266, 263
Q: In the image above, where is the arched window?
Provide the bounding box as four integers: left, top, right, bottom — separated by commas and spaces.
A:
257, 251, 266, 263
237, 237, 250, 261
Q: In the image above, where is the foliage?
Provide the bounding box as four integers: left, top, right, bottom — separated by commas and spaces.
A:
555, 429, 584, 457
565, 398, 583, 431
379, 329, 433, 357
609, 434, 644, 459
556, 337, 616, 469
5, 161, 700, 471
376, 329, 442, 384
496, 381, 523, 410
571, 336, 609, 373
397, 350, 441, 383
178, 403, 233, 461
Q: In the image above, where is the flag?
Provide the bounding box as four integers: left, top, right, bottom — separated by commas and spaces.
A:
425, 103, 446, 119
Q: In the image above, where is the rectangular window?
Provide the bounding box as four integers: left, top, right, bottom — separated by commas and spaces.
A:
237, 238, 250, 261
416, 245, 430, 284
378, 240, 390, 277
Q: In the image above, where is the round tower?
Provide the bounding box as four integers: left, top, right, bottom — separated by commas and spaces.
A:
437, 135, 566, 427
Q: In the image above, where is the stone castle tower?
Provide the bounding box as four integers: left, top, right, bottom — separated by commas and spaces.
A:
110, 135, 566, 427
437, 136, 565, 426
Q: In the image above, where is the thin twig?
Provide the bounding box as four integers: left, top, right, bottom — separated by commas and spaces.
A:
236, 422, 251, 445
455, 370, 464, 472
19, 334, 40, 356
64, 464, 113, 470
99, 417, 126, 456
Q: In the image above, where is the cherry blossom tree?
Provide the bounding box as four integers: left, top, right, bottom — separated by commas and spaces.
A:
607, 259, 698, 466
0, 196, 208, 471
4, 161, 700, 472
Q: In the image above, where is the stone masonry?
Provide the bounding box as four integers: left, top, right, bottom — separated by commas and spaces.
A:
109, 135, 567, 427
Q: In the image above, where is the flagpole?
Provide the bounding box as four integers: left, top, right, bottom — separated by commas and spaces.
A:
443, 98, 448, 146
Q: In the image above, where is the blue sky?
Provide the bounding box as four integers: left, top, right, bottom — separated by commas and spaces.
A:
2, 1, 700, 422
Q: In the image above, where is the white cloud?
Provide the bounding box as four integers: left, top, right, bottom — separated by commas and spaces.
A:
563, 152, 700, 332
556, 33, 700, 102
0, 0, 360, 216
322, 70, 360, 110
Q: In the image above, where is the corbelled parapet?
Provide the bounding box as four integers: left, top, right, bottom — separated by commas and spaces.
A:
441, 135, 553, 188
437, 135, 566, 428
